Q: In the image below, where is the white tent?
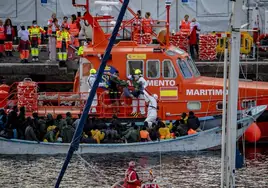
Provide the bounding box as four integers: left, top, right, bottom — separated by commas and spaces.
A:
0, 0, 266, 33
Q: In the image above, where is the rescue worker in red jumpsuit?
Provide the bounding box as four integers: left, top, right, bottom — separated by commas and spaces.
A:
132, 10, 142, 41
123, 161, 142, 188
0, 19, 5, 58
142, 12, 153, 34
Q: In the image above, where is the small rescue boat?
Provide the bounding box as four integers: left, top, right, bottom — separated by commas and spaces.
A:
0, 105, 265, 155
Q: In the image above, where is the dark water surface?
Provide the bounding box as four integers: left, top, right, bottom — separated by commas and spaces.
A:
0, 146, 267, 188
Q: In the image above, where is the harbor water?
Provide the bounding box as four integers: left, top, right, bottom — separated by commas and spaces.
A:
0, 145, 267, 188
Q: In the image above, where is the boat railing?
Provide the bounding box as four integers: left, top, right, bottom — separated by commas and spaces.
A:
36, 90, 147, 118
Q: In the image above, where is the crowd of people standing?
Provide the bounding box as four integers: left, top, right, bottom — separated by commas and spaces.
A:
0, 12, 92, 65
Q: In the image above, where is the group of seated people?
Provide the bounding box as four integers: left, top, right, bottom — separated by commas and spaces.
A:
0, 106, 200, 143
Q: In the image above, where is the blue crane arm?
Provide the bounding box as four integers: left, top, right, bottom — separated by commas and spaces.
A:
54, 0, 130, 187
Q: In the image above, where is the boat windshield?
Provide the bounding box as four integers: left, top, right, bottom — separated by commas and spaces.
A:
187, 57, 200, 77
177, 59, 192, 78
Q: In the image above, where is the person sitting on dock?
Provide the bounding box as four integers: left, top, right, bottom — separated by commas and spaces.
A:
123, 161, 142, 188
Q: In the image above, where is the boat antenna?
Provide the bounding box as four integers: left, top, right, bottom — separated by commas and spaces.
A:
223, 0, 243, 187
165, 0, 171, 47
54, 0, 130, 187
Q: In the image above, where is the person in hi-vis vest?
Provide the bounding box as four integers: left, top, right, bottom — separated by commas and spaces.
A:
179, 14, 191, 33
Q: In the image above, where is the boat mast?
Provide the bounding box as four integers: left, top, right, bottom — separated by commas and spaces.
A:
54, 0, 130, 187
220, 39, 228, 188
225, 0, 243, 187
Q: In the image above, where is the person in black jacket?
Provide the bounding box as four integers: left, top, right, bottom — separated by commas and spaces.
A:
187, 111, 200, 131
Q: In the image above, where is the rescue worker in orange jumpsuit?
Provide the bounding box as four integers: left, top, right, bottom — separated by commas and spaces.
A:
179, 14, 191, 34
142, 12, 154, 34
28, 20, 45, 62
123, 161, 142, 188
0, 19, 5, 58
132, 10, 142, 40
69, 14, 80, 48
4, 18, 15, 57
18, 24, 30, 63
56, 25, 70, 67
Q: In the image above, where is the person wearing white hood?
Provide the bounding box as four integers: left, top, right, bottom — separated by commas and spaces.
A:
144, 91, 158, 128
87, 68, 106, 113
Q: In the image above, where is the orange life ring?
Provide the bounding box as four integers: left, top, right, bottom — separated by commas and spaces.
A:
257, 34, 268, 51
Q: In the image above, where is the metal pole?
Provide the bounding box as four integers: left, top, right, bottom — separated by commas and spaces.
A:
220, 44, 228, 188
226, 0, 243, 187
166, 0, 171, 46
35, 0, 38, 23
176, 0, 179, 32
54, 0, 130, 187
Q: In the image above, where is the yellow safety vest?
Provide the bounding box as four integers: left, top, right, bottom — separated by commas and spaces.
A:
56, 30, 70, 42
28, 26, 45, 38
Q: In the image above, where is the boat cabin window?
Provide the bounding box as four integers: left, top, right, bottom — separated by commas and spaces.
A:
216, 101, 228, 110
241, 100, 256, 109
187, 57, 200, 77
147, 60, 160, 79
177, 59, 192, 78
162, 60, 177, 78
127, 60, 144, 75
187, 101, 201, 111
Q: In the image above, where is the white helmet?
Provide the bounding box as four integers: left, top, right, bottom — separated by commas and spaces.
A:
152, 94, 158, 100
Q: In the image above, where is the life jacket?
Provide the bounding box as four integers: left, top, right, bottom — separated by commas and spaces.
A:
188, 128, 197, 135
69, 22, 80, 37
140, 130, 149, 139
0, 26, 5, 40
62, 22, 70, 29
124, 168, 141, 188
159, 127, 171, 139
47, 19, 59, 35
133, 19, 142, 34
142, 18, 153, 34
28, 26, 45, 38
180, 20, 191, 33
